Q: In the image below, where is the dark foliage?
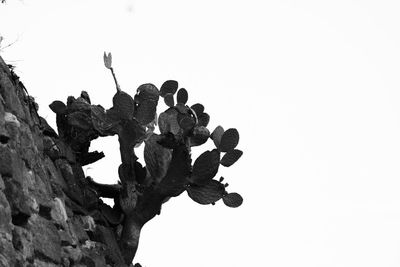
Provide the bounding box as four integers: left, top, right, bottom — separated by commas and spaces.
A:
49, 58, 244, 265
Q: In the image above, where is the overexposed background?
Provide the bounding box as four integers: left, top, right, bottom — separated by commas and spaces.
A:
2, 0, 400, 266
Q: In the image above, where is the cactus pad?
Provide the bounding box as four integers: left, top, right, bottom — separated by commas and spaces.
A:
190, 126, 210, 147
220, 149, 243, 167
158, 109, 181, 135
187, 179, 225, 205
144, 134, 172, 183
219, 128, 239, 152
91, 105, 120, 136
135, 83, 159, 103
113, 91, 135, 120
67, 112, 92, 130
178, 116, 196, 132
49, 100, 67, 115
160, 80, 178, 97
197, 113, 210, 127
191, 149, 220, 184
211, 126, 224, 148
135, 100, 158, 125
177, 88, 188, 104
190, 103, 204, 116
222, 192, 243, 208
164, 93, 175, 107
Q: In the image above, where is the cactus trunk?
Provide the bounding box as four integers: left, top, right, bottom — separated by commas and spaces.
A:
120, 215, 143, 265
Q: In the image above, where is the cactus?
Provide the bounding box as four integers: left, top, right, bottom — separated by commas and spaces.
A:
190, 150, 220, 185
187, 179, 225, 205
222, 192, 243, 208
113, 91, 135, 120
220, 149, 243, 167
164, 93, 175, 107
49, 53, 244, 265
219, 128, 240, 152
176, 88, 188, 104
160, 80, 178, 97
211, 125, 224, 147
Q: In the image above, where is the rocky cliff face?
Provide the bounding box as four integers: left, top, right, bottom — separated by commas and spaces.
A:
0, 56, 131, 267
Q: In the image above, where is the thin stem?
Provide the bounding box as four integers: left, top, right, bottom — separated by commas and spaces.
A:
110, 67, 121, 92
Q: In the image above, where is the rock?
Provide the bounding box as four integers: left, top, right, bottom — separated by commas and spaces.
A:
0, 174, 4, 190
3, 179, 39, 225
0, 70, 25, 118
82, 215, 96, 232
61, 245, 82, 263
70, 216, 89, 243
62, 257, 71, 267
33, 259, 59, 267
0, 145, 12, 176
55, 159, 84, 205
50, 197, 68, 228
4, 112, 21, 128
82, 240, 97, 250
0, 191, 11, 233
43, 136, 61, 160
42, 157, 68, 193
0, 254, 8, 267
29, 215, 61, 263
18, 123, 38, 168
12, 226, 34, 260
0, 232, 16, 266
58, 228, 77, 247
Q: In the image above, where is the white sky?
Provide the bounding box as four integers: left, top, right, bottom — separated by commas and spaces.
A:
2, 0, 400, 266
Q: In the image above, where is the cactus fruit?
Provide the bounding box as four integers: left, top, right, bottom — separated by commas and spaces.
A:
220, 149, 243, 167
222, 192, 243, 208
219, 128, 239, 152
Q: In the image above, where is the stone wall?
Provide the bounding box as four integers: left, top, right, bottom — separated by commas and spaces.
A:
0, 56, 132, 267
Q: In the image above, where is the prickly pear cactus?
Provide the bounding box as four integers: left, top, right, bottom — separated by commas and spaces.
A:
49, 53, 244, 265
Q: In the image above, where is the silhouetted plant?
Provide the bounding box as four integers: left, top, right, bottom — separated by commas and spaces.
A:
49, 52, 243, 265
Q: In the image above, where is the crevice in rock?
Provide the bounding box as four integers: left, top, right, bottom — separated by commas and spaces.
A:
11, 212, 30, 227
0, 134, 9, 144
38, 204, 52, 220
